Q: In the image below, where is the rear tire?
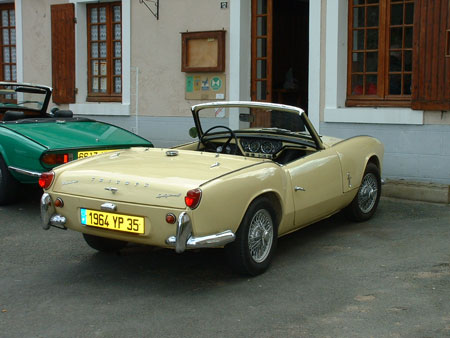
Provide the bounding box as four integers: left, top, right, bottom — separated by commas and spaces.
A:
345, 162, 381, 222
83, 233, 127, 253
225, 197, 278, 276
0, 155, 19, 205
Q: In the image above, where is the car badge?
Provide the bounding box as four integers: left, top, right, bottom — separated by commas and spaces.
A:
62, 180, 78, 185
166, 150, 178, 157
156, 193, 181, 199
105, 187, 118, 194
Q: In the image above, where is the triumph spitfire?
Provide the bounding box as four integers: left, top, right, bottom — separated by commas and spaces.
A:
41, 101, 383, 275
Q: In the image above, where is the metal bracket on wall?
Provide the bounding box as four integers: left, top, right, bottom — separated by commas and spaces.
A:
139, 0, 159, 20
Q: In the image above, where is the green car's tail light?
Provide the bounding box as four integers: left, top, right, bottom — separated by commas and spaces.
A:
185, 188, 202, 209
39, 171, 55, 189
41, 153, 72, 166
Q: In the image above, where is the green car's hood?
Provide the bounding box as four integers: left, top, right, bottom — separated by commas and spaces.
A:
3, 120, 151, 149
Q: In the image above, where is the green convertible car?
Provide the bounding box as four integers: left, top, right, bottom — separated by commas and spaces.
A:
0, 82, 153, 205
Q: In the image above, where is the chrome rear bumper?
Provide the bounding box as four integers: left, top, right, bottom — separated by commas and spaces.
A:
40, 193, 67, 230
165, 212, 235, 253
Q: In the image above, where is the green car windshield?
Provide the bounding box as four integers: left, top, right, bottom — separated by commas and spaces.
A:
0, 83, 50, 114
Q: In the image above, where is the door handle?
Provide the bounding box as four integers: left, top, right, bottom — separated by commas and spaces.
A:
294, 186, 306, 192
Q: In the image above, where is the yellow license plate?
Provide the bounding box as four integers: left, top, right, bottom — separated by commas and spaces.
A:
77, 149, 117, 159
80, 208, 144, 234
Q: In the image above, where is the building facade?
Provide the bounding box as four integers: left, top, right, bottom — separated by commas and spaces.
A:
2, 0, 449, 185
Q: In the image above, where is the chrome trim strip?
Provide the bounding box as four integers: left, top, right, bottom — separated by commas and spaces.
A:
166, 211, 235, 252
50, 215, 67, 228
9, 166, 42, 177
40, 193, 53, 230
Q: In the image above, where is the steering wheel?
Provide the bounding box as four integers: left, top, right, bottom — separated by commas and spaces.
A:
198, 125, 238, 154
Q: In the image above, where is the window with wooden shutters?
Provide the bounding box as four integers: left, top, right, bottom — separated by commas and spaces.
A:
0, 3, 16, 83
87, 2, 122, 102
412, 0, 450, 111
347, 0, 414, 107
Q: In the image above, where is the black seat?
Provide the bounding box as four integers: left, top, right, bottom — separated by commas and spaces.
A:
53, 109, 73, 118
2, 110, 25, 121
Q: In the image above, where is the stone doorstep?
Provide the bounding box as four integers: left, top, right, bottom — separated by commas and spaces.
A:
381, 179, 450, 204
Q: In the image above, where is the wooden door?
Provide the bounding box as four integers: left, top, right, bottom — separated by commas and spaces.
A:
251, 0, 273, 102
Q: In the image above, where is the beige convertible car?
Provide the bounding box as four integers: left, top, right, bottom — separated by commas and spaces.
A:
41, 102, 383, 275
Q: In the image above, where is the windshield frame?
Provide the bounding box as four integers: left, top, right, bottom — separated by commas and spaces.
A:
0, 82, 52, 116
191, 101, 324, 150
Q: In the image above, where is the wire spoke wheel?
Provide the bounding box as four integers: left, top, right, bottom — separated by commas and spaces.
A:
357, 172, 378, 213
248, 209, 273, 263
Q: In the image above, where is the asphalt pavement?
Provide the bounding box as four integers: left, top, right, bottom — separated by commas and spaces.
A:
0, 187, 449, 338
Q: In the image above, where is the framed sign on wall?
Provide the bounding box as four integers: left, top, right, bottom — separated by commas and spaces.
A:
181, 30, 226, 72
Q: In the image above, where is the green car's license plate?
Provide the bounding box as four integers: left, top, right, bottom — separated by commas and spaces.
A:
80, 208, 144, 234
77, 149, 117, 159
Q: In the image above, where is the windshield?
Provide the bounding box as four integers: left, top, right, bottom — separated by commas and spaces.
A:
0, 83, 50, 113
197, 106, 306, 135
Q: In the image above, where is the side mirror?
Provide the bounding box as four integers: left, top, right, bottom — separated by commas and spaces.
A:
189, 127, 198, 138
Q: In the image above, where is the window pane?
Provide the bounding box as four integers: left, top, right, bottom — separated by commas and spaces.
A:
2, 28, 8, 44
404, 27, 413, 48
257, 38, 267, 57
257, 17, 267, 36
3, 46, 9, 62
403, 74, 411, 95
114, 60, 121, 75
91, 43, 98, 58
353, 0, 365, 4
256, 81, 267, 100
113, 6, 121, 22
389, 74, 401, 94
3, 65, 10, 80
257, 0, 267, 15
11, 46, 15, 63
9, 10, 14, 26
2, 11, 8, 26
352, 52, 364, 72
114, 42, 121, 57
404, 50, 412, 72
100, 77, 107, 93
92, 77, 99, 92
92, 60, 98, 76
365, 75, 377, 94
367, 6, 379, 27
114, 24, 121, 40
405, 3, 414, 24
99, 25, 107, 40
100, 61, 107, 76
366, 52, 378, 72
390, 27, 403, 48
114, 77, 121, 93
91, 26, 98, 41
100, 42, 107, 58
11, 64, 15, 81
367, 0, 379, 3
391, 4, 403, 25
352, 74, 364, 95
353, 29, 365, 50
90, 8, 98, 23
389, 51, 402, 71
353, 7, 365, 28
99, 7, 106, 23
256, 59, 267, 78
367, 29, 378, 49
10, 28, 15, 44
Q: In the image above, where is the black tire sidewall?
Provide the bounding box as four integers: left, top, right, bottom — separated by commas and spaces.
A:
226, 197, 278, 275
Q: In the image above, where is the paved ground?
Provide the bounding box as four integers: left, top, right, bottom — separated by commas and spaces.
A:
0, 187, 449, 338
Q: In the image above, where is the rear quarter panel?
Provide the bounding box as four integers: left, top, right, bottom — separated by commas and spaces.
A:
0, 126, 46, 182
191, 162, 294, 237
331, 136, 384, 193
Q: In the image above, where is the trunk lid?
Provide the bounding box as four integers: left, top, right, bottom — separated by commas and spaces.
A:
4, 120, 150, 149
52, 148, 264, 208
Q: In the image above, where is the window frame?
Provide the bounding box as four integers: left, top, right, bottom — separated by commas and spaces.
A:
346, 0, 414, 108
0, 3, 16, 83
86, 1, 122, 102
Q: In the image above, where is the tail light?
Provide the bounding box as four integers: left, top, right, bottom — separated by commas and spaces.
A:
41, 153, 72, 166
185, 188, 202, 209
39, 171, 55, 189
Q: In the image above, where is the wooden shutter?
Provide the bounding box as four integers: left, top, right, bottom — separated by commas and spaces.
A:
412, 0, 450, 110
51, 4, 75, 104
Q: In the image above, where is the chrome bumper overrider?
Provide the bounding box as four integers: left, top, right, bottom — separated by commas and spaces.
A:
165, 212, 235, 253
40, 193, 67, 230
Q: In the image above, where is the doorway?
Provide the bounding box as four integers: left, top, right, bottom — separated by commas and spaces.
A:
251, 0, 309, 113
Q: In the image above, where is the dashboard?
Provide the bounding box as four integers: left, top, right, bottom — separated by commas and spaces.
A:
240, 137, 283, 158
